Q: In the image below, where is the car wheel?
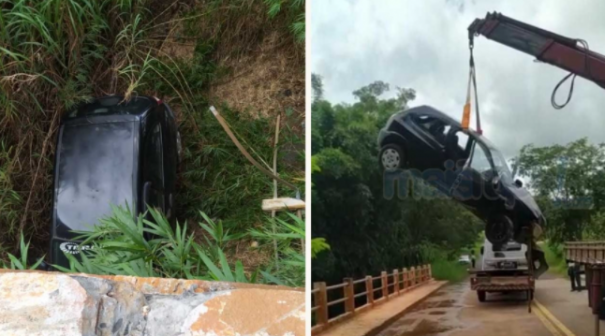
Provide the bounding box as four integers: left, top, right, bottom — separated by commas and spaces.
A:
380, 144, 405, 172
477, 290, 486, 302
485, 213, 514, 245
176, 131, 182, 162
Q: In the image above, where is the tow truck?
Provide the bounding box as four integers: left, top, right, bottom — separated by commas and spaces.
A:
467, 11, 605, 333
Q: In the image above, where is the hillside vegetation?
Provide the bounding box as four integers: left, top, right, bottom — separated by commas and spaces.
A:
0, 0, 305, 285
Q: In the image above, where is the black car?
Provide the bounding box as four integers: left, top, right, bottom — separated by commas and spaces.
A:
378, 105, 545, 248
49, 95, 181, 268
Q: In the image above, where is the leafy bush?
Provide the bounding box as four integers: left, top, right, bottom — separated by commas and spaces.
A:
47, 205, 304, 286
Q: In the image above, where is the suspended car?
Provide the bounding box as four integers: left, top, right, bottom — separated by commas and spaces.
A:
378, 105, 547, 277
49, 95, 181, 269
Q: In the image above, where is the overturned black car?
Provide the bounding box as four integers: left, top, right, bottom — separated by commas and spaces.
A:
378, 105, 547, 276
49, 95, 180, 268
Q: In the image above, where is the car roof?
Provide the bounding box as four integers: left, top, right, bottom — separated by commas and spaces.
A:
64, 95, 157, 121
397, 105, 487, 139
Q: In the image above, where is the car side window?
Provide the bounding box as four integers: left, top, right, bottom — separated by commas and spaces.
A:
147, 124, 164, 186
413, 114, 447, 142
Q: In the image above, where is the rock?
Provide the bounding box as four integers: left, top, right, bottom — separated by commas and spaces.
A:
0, 272, 94, 336
0, 271, 304, 336
180, 288, 305, 336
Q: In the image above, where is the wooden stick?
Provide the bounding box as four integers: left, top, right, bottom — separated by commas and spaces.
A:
209, 106, 298, 191
271, 115, 281, 269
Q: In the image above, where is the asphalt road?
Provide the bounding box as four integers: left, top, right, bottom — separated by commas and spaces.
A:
375, 273, 599, 336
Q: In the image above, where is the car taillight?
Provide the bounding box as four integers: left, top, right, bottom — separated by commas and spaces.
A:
152, 96, 162, 104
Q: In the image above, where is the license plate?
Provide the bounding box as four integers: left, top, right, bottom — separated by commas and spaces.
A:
500, 261, 517, 269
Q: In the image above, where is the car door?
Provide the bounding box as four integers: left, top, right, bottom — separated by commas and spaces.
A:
404, 113, 448, 171
449, 138, 495, 211
160, 103, 177, 220
143, 122, 165, 215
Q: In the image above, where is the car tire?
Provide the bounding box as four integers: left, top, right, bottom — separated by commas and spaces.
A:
477, 290, 486, 302
379, 144, 405, 172
485, 213, 514, 246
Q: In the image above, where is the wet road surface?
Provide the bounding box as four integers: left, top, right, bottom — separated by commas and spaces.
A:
376, 280, 554, 336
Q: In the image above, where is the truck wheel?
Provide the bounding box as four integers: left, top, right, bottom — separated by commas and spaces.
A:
485, 214, 513, 245
379, 144, 405, 172
477, 290, 486, 302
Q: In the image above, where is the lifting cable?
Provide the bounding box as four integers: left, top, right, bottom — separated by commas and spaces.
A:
550, 39, 590, 110
462, 36, 482, 135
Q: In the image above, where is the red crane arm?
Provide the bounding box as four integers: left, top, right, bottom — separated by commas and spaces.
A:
468, 12, 605, 90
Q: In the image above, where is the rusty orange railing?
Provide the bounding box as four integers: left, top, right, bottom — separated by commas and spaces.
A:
311, 264, 433, 335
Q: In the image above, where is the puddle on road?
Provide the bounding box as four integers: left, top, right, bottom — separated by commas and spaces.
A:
376, 282, 469, 336
399, 320, 452, 336
428, 311, 446, 315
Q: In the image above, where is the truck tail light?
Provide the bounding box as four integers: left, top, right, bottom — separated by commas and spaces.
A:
152, 96, 162, 105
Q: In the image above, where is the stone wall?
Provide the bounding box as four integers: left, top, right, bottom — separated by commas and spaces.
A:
0, 270, 305, 336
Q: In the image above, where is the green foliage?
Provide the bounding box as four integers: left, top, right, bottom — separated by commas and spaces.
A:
516, 138, 605, 244
51, 205, 303, 286
263, 0, 305, 42
249, 213, 305, 287
1, 233, 44, 270
311, 74, 482, 284
538, 241, 567, 277
311, 238, 330, 259
429, 259, 468, 283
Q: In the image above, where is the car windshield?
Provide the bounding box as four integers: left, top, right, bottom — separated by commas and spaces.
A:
468, 135, 514, 184
55, 122, 135, 236
486, 146, 514, 184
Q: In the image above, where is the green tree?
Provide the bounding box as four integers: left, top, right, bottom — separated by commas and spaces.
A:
516, 138, 605, 244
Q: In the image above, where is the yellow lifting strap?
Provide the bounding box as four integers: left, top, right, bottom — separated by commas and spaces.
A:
462, 42, 482, 135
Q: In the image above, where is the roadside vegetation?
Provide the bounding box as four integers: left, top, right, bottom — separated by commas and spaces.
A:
0, 0, 304, 286
539, 242, 567, 277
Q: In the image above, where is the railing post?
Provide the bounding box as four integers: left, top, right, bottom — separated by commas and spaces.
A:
366, 275, 374, 307
344, 278, 355, 314
428, 264, 432, 279
381, 271, 389, 300
393, 269, 400, 295
403, 268, 408, 290
313, 282, 328, 326
422, 265, 427, 282
410, 266, 416, 286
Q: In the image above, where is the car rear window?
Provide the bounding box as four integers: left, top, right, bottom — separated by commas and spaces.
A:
54, 122, 135, 236
67, 96, 153, 118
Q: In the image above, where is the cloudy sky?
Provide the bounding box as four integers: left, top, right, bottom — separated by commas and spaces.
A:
311, 0, 605, 159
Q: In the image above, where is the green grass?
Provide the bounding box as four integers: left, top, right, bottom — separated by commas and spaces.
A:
431, 258, 469, 283
0, 0, 305, 284
539, 241, 567, 277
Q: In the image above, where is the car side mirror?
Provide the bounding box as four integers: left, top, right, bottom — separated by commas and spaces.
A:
515, 179, 523, 188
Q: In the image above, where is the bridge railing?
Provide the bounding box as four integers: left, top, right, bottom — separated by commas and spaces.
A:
311, 264, 432, 335
565, 241, 605, 264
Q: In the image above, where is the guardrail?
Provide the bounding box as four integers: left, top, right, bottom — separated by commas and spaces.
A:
311, 264, 432, 335
565, 241, 605, 264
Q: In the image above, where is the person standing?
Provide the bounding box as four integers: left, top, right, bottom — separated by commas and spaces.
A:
567, 259, 582, 291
